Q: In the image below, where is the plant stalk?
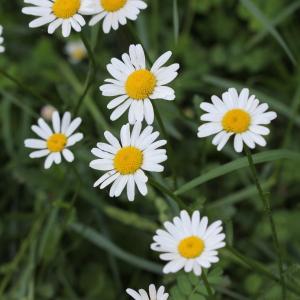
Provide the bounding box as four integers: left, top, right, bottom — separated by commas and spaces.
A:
244, 147, 286, 299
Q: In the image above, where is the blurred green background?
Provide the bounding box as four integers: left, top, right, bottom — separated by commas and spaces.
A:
1, 0, 300, 299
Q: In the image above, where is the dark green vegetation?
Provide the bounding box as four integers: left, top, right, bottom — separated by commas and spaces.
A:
1, 0, 300, 299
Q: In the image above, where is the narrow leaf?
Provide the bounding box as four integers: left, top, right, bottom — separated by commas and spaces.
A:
240, 0, 297, 65
175, 150, 300, 195
69, 222, 162, 274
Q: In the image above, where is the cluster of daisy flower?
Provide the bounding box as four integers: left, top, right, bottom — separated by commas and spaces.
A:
23, 48, 277, 299
22, 0, 147, 37
16, 0, 279, 297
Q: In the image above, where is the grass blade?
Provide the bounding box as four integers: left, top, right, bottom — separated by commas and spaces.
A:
240, 0, 297, 65
173, 0, 179, 43
69, 222, 162, 274
175, 150, 300, 195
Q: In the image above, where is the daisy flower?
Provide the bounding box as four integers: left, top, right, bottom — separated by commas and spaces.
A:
151, 210, 225, 276
89, 122, 167, 201
126, 284, 169, 300
0, 25, 5, 53
65, 40, 87, 63
87, 0, 147, 33
41, 105, 57, 121
100, 44, 180, 125
22, 0, 94, 37
24, 111, 83, 169
197, 88, 277, 153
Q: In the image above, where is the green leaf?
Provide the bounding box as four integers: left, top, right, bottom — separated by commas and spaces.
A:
177, 273, 193, 295
102, 205, 158, 232
170, 286, 185, 300
175, 150, 300, 195
69, 222, 162, 274
239, 0, 297, 65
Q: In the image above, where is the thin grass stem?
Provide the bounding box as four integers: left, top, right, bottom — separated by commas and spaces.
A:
74, 31, 97, 114
201, 271, 215, 299
244, 147, 286, 299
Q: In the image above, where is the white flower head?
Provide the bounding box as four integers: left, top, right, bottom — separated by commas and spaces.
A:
65, 39, 87, 63
151, 210, 225, 276
41, 105, 57, 121
22, 0, 93, 37
197, 88, 277, 153
86, 0, 147, 33
126, 284, 169, 300
24, 111, 83, 169
0, 25, 5, 53
89, 122, 167, 201
100, 44, 180, 125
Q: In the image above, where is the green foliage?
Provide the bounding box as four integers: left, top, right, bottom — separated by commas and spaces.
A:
0, 0, 300, 299
170, 268, 223, 300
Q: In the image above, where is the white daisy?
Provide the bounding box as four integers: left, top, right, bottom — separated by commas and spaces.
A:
22, 0, 94, 37
65, 40, 87, 63
41, 105, 57, 121
197, 88, 277, 153
89, 122, 167, 201
151, 210, 225, 276
126, 284, 169, 300
0, 25, 5, 53
24, 111, 83, 169
86, 0, 147, 33
100, 44, 180, 125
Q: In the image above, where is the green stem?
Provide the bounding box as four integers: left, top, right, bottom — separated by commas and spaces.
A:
152, 103, 178, 189
0, 68, 48, 105
226, 245, 300, 296
74, 32, 96, 114
0, 212, 45, 295
244, 147, 286, 299
201, 271, 215, 299
149, 177, 185, 210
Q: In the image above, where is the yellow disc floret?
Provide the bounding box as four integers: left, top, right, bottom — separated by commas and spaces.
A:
47, 133, 67, 152
52, 0, 81, 19
101, 0, 127, 12
178, 236, 205, 259
114, 146, 143, 175
125, 69, 157, 100
71, 48, 86, 61
222, 109, 251, 133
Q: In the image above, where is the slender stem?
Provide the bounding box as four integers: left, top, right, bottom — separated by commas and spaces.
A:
0, 212, 45, 295
182, 0, 196, 35
201, 271, 215, 299
74, 32, 96, 114
244, 147, 286, 299
149, 177, 186, 210
226, 245, 300, 296
0, 68, 48, 105
152, 103, 178, 189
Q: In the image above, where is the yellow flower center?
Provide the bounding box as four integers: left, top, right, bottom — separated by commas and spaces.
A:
114, 146, 143, 175
71, 48, 86, 61
222, 109, 251, 133
52, 0, 81, 19
47, 133, 67, 152
178, 236, 205, 259
101, 0, 127, 12
125, 69, 157, 100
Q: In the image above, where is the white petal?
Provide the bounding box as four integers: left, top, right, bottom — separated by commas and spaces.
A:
62, 149, 74, 162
